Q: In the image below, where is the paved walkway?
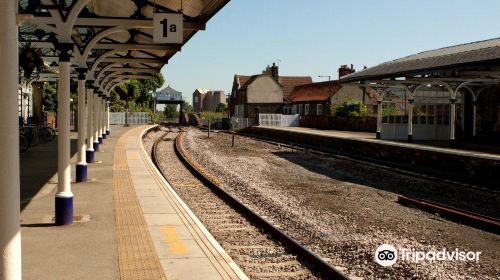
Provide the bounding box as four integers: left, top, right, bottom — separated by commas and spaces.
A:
21, 124, 245, 280
260, 126, 500, 160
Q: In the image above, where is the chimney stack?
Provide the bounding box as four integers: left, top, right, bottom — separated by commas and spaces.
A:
338, 64, 356, 79
270, 62, 279, 80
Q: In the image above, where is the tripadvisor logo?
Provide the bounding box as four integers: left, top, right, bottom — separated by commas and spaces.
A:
375, 244, 397, 267
375, 244, 481, 267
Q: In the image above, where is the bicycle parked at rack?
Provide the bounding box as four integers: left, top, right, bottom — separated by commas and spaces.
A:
19, 123, 56, 153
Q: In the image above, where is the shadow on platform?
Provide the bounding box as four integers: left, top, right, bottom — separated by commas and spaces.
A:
20, 138, 77, 211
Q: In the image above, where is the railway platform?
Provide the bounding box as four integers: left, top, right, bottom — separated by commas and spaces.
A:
244, 126, 500, 189
20, 125, 245, 280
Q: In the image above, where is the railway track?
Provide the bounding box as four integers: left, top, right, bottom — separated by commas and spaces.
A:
220, 130, 499, 233
150, 127, 350, 280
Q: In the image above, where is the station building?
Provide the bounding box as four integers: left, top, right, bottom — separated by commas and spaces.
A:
230, 63, 312, 119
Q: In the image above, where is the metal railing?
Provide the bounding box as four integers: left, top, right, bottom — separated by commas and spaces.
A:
109, 112, 150, 125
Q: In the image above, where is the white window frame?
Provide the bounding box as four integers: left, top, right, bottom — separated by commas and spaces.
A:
317, 104, 322, 115
305, 104, 310, 115
194, 96, 198, 103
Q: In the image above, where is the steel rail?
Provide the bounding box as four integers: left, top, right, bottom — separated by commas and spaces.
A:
397, 195, 500, 234
167, 130, 350, 280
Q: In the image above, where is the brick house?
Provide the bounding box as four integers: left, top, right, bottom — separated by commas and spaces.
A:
229, 63, 312, 119
288, 81, 377, 116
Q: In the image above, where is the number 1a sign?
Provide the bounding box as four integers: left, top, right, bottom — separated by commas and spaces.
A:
153, 13, 183, 44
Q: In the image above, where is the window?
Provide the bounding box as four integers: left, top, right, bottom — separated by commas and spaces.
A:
194, 96, 198, 103
317, 104, 323, 115
305, 104, 310, 115
299, 104, 304, 115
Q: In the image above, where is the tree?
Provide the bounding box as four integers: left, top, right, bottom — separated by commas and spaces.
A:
109, 73, 165, 112
215, 103, 227, 113
183, 103, 194, 113
164, 104, 179, 119
42, 82, 57, 112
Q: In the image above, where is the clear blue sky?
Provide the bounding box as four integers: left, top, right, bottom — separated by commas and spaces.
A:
160, 0, 500, 104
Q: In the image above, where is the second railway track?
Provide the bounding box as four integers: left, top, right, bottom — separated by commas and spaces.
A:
150, 127, 350, 280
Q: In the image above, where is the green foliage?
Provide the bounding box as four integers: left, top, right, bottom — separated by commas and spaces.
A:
331, 98, 369, 117
164, 104, 179, 119
383, 103, 397, 117
215, 103, 227, 113
200, 111, 226, 121
150, 111, 166, 124
42, 82, 57, 112
110, 73, 165, 112
183, 103, 194, 113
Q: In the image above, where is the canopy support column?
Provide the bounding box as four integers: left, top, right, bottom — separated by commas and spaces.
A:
93, 91, 100, 151
106, 98, 110, 135
97, 94, 103, 144
0, 0, 22, 277
376, 100, 382, 139
55, 42, 74, 226
407, 99, 414, 142
86, 87, 95, 163
76, 68, 87, 182
101, 97, 106, 140
450, 98, 457, 145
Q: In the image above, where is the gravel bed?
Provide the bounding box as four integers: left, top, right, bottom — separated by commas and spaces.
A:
144, 129, 322, 280
182, 128, 500, 280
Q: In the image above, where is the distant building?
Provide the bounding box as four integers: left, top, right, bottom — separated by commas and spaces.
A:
192, 89, 226, 112
288, 81, 377, 116
229, 63, 312, 118
192, 89, 209, 112
156, 85, 183, 104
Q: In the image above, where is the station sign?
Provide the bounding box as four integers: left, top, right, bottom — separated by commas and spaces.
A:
153, 13, 183, 44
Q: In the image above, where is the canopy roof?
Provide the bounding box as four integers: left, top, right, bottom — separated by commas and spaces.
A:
341, 38, 500, 83
19, 0, 229, 94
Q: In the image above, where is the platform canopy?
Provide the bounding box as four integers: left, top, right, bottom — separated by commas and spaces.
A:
340, 38, 500, 142
18, 0, 229, 94
340, 38, 500, 89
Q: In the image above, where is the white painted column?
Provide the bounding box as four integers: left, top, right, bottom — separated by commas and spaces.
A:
450, 98, 456, 141
407, 99, 414, 142
93, 92, 100, 150
86, 87, 95, 162
106, 98, 110, 135
100, 97, 105, 140
76, 69, 87, 182
97, 95, 103, 143
376, 100, 382, 139
55, 43, 74, 225
472, 101, 477, 137
0, 0, 22, 277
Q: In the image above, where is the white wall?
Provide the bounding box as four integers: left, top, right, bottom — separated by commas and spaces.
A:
247, 76, 283, 103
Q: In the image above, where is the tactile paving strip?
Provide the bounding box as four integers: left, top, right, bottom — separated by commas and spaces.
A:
113, 128, 167, 280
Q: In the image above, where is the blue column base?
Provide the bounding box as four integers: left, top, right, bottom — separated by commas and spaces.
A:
98, 137, 103, 144
55, 196, 73, 226
93, 141, 100, 151
376, 132, 381, 139
86, 150, 95, 163
408, 135, 413, 143
106, 130, 110, 135
102, 133, 107, 139
76, 164, 87, 182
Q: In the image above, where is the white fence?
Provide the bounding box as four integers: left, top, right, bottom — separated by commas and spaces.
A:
230, 117, 253, 130
109, 112, 150, 125
259, 114, 299, 127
